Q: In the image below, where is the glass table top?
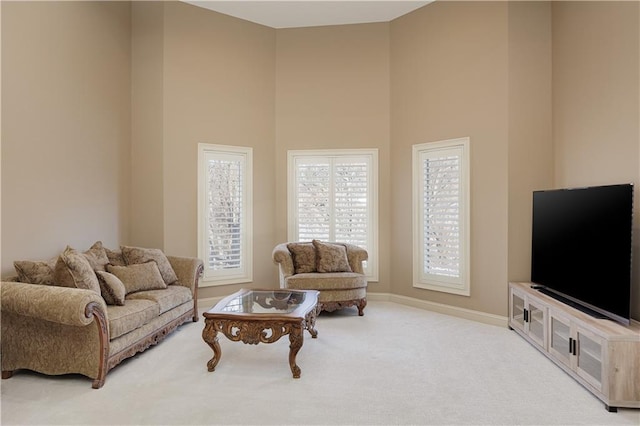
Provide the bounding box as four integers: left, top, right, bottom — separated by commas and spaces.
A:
218, 290, 308, 314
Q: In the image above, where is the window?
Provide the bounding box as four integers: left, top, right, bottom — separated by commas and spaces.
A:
413, 138, 470, 296
198, 144, 252, 286
288, 149, 378, 280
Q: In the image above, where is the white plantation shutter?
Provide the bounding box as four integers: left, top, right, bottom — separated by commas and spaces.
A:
296, 160, 330, 241
335, 160, 368, 247
413, 138, 470, 296
423, 154, 460, 277
198, 144, 253, 286
207, 158, 243, 270
289, 150, 378, 280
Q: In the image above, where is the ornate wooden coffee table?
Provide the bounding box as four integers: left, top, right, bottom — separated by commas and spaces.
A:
202, 288, 319, 378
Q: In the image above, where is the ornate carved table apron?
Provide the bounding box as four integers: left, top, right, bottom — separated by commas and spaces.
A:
202, 289, 319, 378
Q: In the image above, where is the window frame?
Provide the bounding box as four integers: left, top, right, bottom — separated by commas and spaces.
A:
287, 149, 378, 281
197, 143, 253, 287
412, 137, 470, 296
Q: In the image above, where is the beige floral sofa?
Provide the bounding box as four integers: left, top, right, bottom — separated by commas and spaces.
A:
0, 242, 203, 389
272, 240, 368, 315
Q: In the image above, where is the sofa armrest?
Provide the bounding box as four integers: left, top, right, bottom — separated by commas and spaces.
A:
167, 256, 203, 294
343, 243, 368, 275
1, 281, 110, 388
1, 281, 107, 327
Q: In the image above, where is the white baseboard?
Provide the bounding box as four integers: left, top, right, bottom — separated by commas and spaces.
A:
198, 296, 224, 310
199, 291, 508, 328
367, 292, 508, 328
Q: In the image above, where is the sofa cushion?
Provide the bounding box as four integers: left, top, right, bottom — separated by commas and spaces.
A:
13, 257, 58, 285
105, 247, 126, 266
96, 271, 126, 306
107, 301, 193, 356
54, 246, 101, 294
312, 240, 352, 273
106, 262, 167, 295
106, 299, 160, 339
121, 246, 178, 285
126, 286, 192, 315
83, 241, 110, 272
287, 242, 317, 274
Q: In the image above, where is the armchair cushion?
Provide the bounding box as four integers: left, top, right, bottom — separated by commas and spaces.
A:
287, 242, 317, 274
106, 262, 167, 295
286, 272, 366, 290
313, 240, 352, 273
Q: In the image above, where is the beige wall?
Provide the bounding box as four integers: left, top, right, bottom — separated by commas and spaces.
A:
390, 2, 510, 316
160, 2, 276, 299
507, 2, 553, 283
1, 1, 131, 275
552, 1, 640, 319
1, 1, 3, 271
275, 23, 391, 292
131, 1, 165, 249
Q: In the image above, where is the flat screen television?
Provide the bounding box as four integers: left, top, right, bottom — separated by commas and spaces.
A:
531, 183, 634, 325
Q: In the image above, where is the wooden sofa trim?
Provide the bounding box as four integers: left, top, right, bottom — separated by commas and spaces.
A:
86, 302, 109, 389
191, 263, 204, 322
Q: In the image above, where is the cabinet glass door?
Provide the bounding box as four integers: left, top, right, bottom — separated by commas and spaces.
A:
528, 300, 545, 348
510, 292, 525, 330
576, 329, 603, 391
549, 314, 571, 367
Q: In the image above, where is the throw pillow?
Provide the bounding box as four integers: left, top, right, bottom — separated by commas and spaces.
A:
105, 247, 126, 266
312, 240, 352, 273
121, 246, 178, 285
83, 241, 110, 272
54, 246, 101, 294
106, 262, 167, 294
96, 271, 126, 305
287, 242, 317, 274
13, 257, 58, 285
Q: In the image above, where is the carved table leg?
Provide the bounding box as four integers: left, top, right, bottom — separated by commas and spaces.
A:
288, 322, 304, 378
305, 307, 319, 338
202, 319, 222, 372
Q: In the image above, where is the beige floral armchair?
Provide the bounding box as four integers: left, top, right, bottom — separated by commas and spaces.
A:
272, 240, 368, 316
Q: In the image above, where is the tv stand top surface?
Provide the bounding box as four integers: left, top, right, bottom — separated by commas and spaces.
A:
510, 282, 640, 336
535, 287, 607, 320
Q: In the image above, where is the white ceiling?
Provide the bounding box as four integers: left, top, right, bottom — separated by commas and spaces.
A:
181, 1, 433, 29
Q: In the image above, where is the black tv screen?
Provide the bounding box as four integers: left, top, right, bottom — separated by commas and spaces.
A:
531, 183, 633, 325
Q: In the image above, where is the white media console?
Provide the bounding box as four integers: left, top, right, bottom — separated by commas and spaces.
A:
508, 282, 640, 412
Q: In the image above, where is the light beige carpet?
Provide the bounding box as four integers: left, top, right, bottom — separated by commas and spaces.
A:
1, 301, 639, 425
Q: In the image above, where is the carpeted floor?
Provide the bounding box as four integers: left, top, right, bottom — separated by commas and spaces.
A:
1, 301, 639, 425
